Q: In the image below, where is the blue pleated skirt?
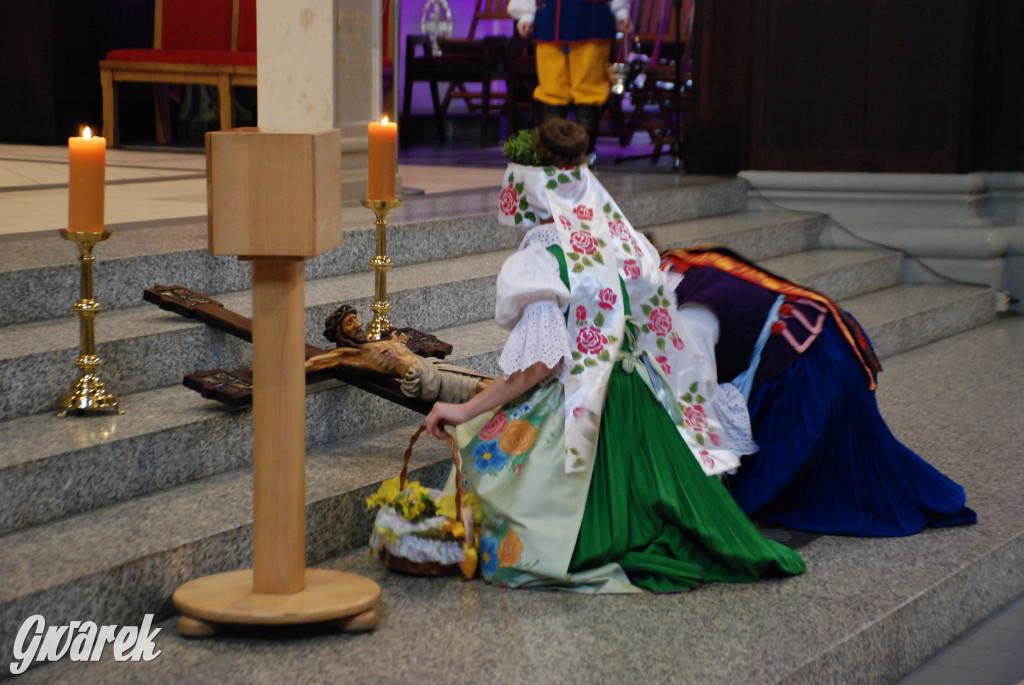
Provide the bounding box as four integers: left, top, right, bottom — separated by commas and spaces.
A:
727, 319, 977, 536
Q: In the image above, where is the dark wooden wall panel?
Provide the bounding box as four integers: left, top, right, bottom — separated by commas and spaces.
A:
973, 0, 1024, 169
747, 0, 974, 172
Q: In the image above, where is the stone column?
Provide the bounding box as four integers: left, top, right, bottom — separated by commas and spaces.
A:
258, 0, 387, 199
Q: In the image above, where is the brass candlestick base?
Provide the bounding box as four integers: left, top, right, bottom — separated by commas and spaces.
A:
360, 198, 402, 341
57, 229, 123, 417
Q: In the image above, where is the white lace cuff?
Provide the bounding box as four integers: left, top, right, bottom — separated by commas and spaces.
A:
713, 382, 759, 458
499, 300, 572, 382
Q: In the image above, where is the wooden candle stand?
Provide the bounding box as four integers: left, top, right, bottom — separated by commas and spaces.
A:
172, 129, 381, 636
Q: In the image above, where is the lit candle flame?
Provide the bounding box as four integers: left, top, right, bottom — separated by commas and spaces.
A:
381, 116, 390, 125
83, 127, 93, 139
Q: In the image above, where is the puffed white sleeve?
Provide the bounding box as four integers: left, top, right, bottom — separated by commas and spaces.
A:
495, 243, 573, 380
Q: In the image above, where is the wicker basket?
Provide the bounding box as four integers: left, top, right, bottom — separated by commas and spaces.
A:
371, 425, 472, 577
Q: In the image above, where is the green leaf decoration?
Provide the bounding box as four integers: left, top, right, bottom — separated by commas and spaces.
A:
682, 393, 693, 403
658, 286, 665, 296
515, 182, 525, 194
524, 211, 537, 222
567, 251, 579, 261
572, 169, 582, 180
514, 213, 523, 225
544, 166, 556, 176
661, 298, 671, 307
546, 180, 558, 189
519, 197, 529, 210
623, 244, 632, 254
594, 312, 605, 327
557, 174, 571, 184
641, 304, 652, 316
689, 382, 699, 393
657, 338, 665, 351
581, 223, 590, 231
695, 395, 706, 404
582, 257, 593, 267
571, 364, 585, 375
584, 357, 598, 367
597, 239, 607, 247
614, 212, 622, 220
603, 203, 612, 213
573, 263, 584, 273
508, 172, 515, 183
650, 296, 659, 306
642, 324, 650, 333
597, 350, 611, 362
696, 434, 705, 446
593, 253, 604, 264
607, 335, 618, 344
571, 351, 582, 361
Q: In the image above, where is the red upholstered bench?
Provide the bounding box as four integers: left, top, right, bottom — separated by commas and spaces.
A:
99, 0, 256, 147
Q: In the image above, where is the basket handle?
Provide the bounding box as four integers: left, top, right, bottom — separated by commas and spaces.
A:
400, 424, 463, 514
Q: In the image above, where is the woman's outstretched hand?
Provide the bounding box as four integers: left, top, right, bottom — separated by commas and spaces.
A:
425, 401, 469, 440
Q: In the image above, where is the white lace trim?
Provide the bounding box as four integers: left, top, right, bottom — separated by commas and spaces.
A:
499, 300, 572, 382
713, 382, 759, 460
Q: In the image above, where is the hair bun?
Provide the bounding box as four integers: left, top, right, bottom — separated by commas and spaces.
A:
535, 118, 589, 167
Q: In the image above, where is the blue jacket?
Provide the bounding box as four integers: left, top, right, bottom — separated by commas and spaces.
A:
533, 0, 617, 44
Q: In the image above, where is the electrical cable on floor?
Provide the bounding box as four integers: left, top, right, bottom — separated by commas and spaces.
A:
744, 183, 1019, 307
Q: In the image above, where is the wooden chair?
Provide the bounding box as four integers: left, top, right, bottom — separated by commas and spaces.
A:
401, 0, 514, 146
99, 0, 257, 147
617, 0, 696, 161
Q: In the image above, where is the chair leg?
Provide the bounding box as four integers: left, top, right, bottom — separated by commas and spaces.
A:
401, 72, 415, 147
217, 75, 233, 131
429, 81, 446, 142
479, 80, 491, 147
100, 69, 117, 147
153, 85, 171, 144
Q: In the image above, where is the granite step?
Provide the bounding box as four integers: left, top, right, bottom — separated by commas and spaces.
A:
7, 315, 1024, 684
0, 418, 453, 671
0, 241, 987, 536
0, 279, 993, 542
0, 318, 507, 538
0, 208, 828, 422
0, 175, 748, 327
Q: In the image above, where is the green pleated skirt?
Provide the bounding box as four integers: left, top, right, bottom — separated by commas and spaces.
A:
570, 365, 806, 592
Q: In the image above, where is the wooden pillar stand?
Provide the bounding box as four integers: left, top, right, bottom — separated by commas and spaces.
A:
173, 129, 380, 636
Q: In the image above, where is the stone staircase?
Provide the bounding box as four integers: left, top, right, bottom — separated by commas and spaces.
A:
0, 173, 1017, 683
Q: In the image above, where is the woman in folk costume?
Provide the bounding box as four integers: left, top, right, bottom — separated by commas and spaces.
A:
661, 246, 977, 537
425, 120, 804, 592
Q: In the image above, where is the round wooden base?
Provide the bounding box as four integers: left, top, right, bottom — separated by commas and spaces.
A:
172, 569, 381, 637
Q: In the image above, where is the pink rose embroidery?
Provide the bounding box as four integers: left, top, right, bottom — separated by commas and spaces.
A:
699, 450, 716, 470
709, 432, 722, 446
623, 259, 640, 280
656, 355, 671, 376
576, 305, 587, 322
648, 307, 673, 336
576, 326, 608, 355
499, 184, 518, 216
573, 407, 586, 419
570, 231, 599, 255
609, 220, 629, 240
480, 412, 508, 441
672, 334, 686, 351
558, 215, 573, 229
684, 405, 709, 432
598, 288, 617, 311
573, 205, 594, 221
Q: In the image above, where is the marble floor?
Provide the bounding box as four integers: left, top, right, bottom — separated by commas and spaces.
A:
1, 139, 1022, 684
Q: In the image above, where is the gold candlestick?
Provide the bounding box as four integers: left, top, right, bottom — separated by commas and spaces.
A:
57, 228, 123, 417
360, 198, 402, 341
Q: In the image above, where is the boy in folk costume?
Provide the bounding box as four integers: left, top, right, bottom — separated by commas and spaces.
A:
508, 0, 633, 160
